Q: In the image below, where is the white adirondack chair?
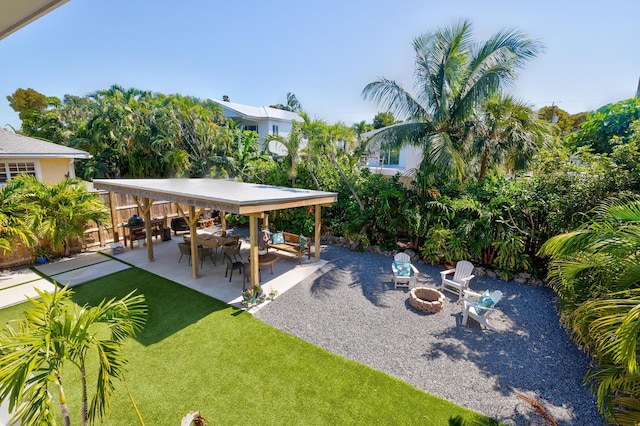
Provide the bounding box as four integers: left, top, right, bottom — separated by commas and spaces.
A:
462, 290, 503, 331
439, 260, 475, 299
392, 252, 418, 289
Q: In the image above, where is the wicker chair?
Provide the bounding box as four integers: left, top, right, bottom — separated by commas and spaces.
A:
178, 243, 215, 268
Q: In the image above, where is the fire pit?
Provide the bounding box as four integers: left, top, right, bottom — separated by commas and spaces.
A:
409, 287, 445, 314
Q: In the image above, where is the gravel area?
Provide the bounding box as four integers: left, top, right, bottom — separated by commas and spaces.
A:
255, 243, 604, 425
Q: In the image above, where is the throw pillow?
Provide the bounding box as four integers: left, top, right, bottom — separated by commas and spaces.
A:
398, 261, 412, 277
271, 232, 285, 245
299, 234, 308, 249
476, 290, 495, 316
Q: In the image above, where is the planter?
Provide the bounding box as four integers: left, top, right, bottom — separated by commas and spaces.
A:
36, 256, 48, 265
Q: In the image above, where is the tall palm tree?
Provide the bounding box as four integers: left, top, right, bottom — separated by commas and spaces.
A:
0, 286, 147, 426
362, 20, 543, 181
264, 124, 303, 186
471, 95, 552, 181
299, 111, 322, 190
539, 196, 640, 423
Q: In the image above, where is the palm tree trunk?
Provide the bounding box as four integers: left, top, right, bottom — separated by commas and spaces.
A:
479, 150, 489, 182
308, 155, 321, 190
330, 156, 364, 212
81, 366, 88, 426
56, 374, 71, 426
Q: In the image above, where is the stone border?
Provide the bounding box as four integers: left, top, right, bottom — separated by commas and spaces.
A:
409, 287, 445, 314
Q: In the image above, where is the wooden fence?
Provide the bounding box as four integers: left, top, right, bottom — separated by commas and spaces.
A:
0, 191, 184, 269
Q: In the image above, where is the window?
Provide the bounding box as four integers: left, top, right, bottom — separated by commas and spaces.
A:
0, 162, 37, 183
245, 125, 258, 133
272, 125, 279, 134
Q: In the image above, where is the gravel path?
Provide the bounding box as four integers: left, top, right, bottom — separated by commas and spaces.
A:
255, 243, 604, 425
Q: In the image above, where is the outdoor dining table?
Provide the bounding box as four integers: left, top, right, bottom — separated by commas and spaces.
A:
183, 234, 235, 252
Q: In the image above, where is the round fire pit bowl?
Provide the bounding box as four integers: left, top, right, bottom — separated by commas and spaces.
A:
409, 287, 445, 314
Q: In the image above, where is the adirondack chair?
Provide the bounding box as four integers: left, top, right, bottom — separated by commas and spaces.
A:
439, 260, 475, 299
462, 290, 503, 331
391, 252, 418, 289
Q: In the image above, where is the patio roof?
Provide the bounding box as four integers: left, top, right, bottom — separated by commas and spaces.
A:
92, 178, 337, 214
92, 178, 337, 283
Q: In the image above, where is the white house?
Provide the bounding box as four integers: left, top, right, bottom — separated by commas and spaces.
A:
360, 124, 423, 177
211, 100, 301, 156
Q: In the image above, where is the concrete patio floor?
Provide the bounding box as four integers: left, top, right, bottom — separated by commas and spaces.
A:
110, 228, 327, 311
0, 226, 326, 313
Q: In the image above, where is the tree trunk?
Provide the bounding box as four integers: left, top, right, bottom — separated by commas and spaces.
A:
56, 374, 71, 426
330, 156, 364, 212
81, 366, 88, 426
308, 156, 321, 190
478, 150, 489, 182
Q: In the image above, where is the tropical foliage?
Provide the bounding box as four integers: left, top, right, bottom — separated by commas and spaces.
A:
362, 19, 544, 182
539, 197, 640, 424
13, 175, 110, 256
0, 286, 146, 426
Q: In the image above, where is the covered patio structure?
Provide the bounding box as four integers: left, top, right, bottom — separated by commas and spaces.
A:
92, 179, 337, 287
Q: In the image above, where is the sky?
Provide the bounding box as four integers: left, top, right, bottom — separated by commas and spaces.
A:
1, 0, 639, 130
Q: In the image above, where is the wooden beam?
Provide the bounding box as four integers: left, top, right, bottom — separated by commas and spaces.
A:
236, 196, 337, 215
188, 205, 199, 279
314, 204, 321, 261
249, 215, 259, 287
108, 191, 119, 242
220, 210, 226, 234
134, 196, 156, 262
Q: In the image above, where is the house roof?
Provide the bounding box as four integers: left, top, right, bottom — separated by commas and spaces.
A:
0, 129, 91, 159
93, 178, 337, 215
0, 0, 69, 40
211, 100, 301, 122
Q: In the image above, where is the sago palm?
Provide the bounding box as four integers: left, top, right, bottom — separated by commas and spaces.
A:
362, 19, 542, 181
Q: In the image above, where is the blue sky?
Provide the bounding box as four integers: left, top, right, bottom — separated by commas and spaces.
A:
1, 0, 638, 130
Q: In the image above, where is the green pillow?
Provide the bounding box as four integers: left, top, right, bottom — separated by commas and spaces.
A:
271, 232, 285, 244
299, 234, 308, 249
476, 290, 495, 316
397, 261, 411, 277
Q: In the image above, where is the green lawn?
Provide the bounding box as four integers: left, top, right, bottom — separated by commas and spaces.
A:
0, 268, 496, 425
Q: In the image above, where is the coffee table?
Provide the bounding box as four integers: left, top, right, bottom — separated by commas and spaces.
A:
258, 253, 277, 275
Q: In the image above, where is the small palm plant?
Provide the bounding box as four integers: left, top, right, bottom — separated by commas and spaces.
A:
0, 286, 147, 425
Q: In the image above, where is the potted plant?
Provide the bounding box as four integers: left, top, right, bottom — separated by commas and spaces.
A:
241, 285, 265, 307
32, 246, 49, 265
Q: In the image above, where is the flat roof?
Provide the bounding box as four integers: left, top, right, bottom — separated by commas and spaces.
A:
92, 178, 337, 215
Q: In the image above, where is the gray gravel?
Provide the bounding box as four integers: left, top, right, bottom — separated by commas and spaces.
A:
255, 243, 604, 426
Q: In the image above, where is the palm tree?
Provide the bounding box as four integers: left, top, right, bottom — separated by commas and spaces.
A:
471, 95, 552, 181
0, 286, 147, 426
299, 111, 322, 190
264, 124, 303, 186
538, 196, 640, 423
362, 20, 543, 181
17, 175, 110, 256
0, 179, 37, 253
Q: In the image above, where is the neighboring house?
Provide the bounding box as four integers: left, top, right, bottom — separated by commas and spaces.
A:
360, 125, 423, 177
0, 129, 90, 184
211, 99, 301, 155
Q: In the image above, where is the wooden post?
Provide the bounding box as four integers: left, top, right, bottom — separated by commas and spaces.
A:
178, 204, 204, 279
249, 215, 259, 287
314, 204, 321, 261
109, 191, 119, 242
134, 196, 156, 262
220, 211, 227, 235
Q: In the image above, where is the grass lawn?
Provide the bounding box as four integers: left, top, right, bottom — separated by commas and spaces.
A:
0, 267, 496, 425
